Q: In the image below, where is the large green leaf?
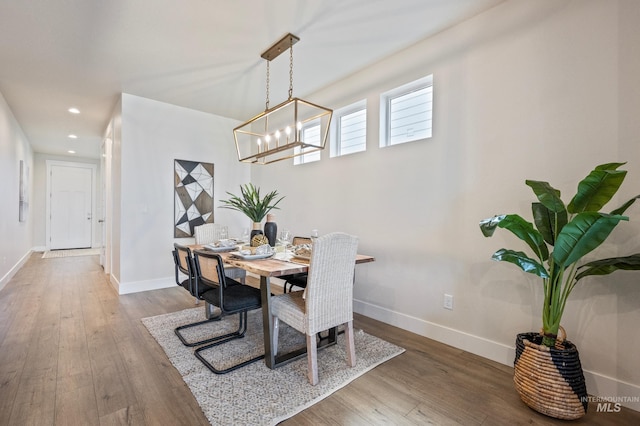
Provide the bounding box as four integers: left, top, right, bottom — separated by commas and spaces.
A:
594, 162, 626, 171
567, 163, 627, 214
610, 195, 640, 215
497, 214, 549, 261
575, 254, 640, 281
525, 180, 566, 213
552, 212, 627, 268
492, 249, 549, 278
532, 202, 568, 246
479, 215, 505, 237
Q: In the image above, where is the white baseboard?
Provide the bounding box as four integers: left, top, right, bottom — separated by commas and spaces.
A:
116, 276, 175, 295
353, 298, 640, 412
0, 250, 33, 292
584, 371, 640, 412
109, 274, 120, 293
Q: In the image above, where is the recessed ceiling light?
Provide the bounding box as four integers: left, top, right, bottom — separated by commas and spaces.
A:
68, 107, 80, 114
68, 150, 76, 154
68, 134, 78, 139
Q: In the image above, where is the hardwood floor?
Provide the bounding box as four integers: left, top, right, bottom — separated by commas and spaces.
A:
1, 253, 638, 425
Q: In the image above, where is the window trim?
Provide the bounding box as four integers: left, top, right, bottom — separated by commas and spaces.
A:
330, 100, 367, 158
379, 74, 433, 148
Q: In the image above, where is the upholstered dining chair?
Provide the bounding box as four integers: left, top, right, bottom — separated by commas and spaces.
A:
270, 232, 359, 385
194, 223, 227, 244
191, 249, 264, 374
193, 223, 247, 284
173, 243, 227, 347
280, 236, 312, 293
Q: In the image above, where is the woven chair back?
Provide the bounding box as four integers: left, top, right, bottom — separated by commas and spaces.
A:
174, 243, 193, 275
305, 232, 358, 334
194, 251, 223, 286
194, 223, 228, 244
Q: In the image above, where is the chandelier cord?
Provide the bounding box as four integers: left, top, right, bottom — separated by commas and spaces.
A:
288, 39, 294, 100
265, 60, 270, 110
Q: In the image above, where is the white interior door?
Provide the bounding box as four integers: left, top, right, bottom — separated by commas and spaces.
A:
49, 164, 93, 249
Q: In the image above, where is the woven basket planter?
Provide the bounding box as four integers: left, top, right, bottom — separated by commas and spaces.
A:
513, 329, 588, 420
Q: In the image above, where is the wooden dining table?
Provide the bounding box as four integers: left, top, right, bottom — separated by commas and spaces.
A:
191, 245, 374, 369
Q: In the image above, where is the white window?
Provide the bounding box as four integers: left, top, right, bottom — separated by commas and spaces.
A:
294, 121, 321, 165
330, 100, 367, 157
380, 75, 433, 147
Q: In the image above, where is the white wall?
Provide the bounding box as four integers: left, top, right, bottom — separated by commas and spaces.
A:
112, 93, 248, 294
110, 98, 123, 287
251, 0, 640, 408
0, 91, 33, 289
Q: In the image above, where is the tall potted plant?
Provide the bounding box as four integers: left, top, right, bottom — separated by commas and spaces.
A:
219, 183, 284, 240
479, 162, 640, 420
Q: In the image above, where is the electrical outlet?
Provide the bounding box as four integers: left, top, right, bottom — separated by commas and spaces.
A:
444, 294, 454, 310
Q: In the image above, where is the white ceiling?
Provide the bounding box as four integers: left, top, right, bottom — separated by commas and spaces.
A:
0, 0, 504, 159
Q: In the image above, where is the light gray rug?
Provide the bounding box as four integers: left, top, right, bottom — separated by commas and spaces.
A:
142, 307, 404, 426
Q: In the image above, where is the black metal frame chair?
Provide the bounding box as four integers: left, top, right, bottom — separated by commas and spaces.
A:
172, 244, 194, 293
281, 236, 311, 293
173, 243, 226, 347
192, 250, 264, 374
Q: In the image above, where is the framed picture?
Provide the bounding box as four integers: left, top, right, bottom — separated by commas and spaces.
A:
174, 159, 214, 237
19, 160, 29, 222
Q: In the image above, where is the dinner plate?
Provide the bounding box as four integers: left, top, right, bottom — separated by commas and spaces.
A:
204, 244, 238, 253
230, 251, 274, 260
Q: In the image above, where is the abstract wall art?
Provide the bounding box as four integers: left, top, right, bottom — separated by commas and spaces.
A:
174, 159, 214, 237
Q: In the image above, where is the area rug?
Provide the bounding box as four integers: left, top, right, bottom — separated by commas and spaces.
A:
142, 307, 404, 426
41, 248, 101, 258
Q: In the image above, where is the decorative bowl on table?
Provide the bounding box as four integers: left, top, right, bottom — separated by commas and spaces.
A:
231, 244, 274, 260
205, 239, 238, 252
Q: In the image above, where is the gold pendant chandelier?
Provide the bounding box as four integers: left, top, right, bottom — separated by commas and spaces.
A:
233, 33, 332, 164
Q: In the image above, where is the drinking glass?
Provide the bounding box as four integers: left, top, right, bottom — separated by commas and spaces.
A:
219, 226, 229, 240
279, 229, 292, 246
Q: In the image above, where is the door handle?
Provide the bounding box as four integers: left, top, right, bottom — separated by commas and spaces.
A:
98, 219, 105, 223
